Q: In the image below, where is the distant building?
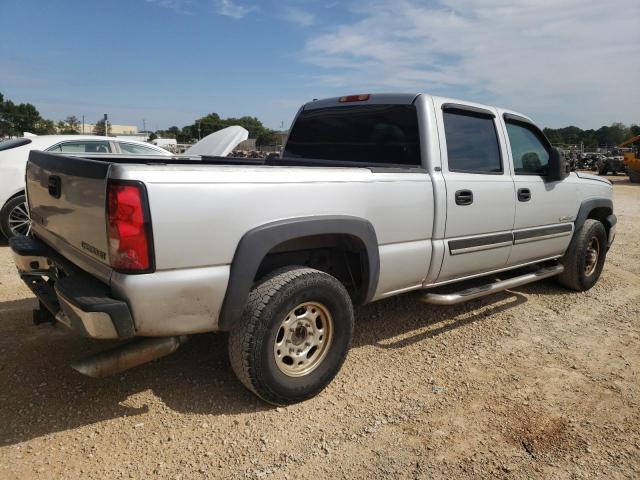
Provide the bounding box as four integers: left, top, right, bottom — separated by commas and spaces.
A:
78, 124, 139, 135
115, 134, 150, 142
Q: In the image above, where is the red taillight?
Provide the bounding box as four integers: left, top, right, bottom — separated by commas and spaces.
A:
338, 94, 370, 103
107, 181, 153, 272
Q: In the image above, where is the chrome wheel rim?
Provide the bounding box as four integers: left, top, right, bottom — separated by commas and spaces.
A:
8, 201, 31, 236
584, 236, 600, 277
273, 302, 334, 377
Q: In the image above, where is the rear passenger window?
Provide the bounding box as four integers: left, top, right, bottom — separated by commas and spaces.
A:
505, 121, 550, 175
48, 141, 112, 153
443, 110, 502, 173
118, 142, 162, 155
283, 104, 421, 166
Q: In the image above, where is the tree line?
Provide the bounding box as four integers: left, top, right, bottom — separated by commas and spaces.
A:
152, 113, 280, 147
0, 92, 104, 137
543, 122, 639, 149
0, 92, 279, 146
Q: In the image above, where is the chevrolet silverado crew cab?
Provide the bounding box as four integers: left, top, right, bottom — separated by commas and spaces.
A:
11, 93, 616, 405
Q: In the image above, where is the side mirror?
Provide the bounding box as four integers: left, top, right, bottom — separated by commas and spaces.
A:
548, 147, 570, 181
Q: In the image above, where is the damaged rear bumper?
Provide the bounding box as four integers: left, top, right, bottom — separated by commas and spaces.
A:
9, 235, 135, 340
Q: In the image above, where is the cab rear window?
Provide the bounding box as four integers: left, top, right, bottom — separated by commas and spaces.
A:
283, 104, 421, 166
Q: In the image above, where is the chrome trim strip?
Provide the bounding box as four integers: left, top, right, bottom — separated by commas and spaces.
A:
450, 240, 513, 255
448, 232, 513, 255
513, 223, 573, 242
514, 231, 571, 245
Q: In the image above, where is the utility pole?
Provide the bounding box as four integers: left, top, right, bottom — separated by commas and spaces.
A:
197, 120, 201, 140
104, 113, 108, 137
82, 115, 85, 135
143, 119, 146, 135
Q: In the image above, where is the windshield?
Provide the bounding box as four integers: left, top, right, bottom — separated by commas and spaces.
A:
284, 104, 421, 166
0, 138, 32, 152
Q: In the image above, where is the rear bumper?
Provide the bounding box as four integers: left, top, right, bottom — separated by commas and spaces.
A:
10, 236, 134, 340
10, 234, 231, 337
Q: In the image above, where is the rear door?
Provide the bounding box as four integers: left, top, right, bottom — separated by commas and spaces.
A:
500, 113, 577, 264
434, 100, 516, 282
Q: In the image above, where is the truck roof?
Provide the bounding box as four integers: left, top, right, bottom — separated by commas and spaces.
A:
301, 93, 534, 124
303, 93, 420, 110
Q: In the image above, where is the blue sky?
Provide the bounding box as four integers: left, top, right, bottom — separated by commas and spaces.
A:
1, 0, 638, 131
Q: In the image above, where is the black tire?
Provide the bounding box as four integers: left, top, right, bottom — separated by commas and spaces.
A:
629, 170, 640, 184
557, 219, 607, 291
228, 266, 354, 405
0, 194, 30, 239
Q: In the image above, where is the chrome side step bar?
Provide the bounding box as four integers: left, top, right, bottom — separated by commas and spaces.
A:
420, 265, 564, 305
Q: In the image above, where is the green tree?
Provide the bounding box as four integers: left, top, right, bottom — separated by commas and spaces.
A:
0, 91, 57, 136
34, 118, 56, 134
181, 113, 280, 147
543, 128, 563, 144
59, 115, 80, 134
255, 128, 279, 147
92, 119, 111, 136
154, 126, 182, 140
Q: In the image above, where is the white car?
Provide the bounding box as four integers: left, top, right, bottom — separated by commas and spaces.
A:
0, 135, 172, 238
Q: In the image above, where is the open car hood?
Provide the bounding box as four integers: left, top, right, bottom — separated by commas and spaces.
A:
185, 126, 249, 157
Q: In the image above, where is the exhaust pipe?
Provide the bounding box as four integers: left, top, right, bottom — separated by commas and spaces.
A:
71, 335, 189, 378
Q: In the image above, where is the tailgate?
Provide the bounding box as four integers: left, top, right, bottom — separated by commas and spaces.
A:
27, 151, 111, 267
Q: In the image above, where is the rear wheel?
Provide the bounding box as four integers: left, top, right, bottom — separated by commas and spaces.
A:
629, 170, 640, 183
557, 219, 607, 291
0, 194, 31, 238
228, 267, 354, 405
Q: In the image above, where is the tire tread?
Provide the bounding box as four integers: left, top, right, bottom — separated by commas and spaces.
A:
557, 219, 606, 291
228, 266, 351, 405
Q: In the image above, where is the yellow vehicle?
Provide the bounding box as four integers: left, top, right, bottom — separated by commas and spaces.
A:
620, 135, 640, 183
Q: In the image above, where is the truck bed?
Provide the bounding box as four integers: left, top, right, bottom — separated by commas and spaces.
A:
25, 151, 434, 311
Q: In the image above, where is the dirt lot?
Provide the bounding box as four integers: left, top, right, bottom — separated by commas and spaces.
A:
0, 177, 638, 479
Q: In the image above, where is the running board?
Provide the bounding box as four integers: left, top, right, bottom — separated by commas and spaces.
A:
419, 265, 564, 305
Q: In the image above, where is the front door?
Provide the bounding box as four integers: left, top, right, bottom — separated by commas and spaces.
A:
501, 115, 577, 265
435, 101, 516, 283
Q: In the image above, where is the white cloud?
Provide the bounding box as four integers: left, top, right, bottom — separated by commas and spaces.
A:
282, 8, 315, 27
214, 0, 255, 19
145, 0, 195, 13
302, 0, 640, 127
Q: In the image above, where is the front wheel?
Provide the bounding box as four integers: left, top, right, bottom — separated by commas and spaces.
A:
0, 195, 31, 239
557, 219, 607, 291
228, 267, 354, 405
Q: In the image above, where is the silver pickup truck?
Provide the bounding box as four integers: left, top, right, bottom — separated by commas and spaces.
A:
11, 93, 616, 405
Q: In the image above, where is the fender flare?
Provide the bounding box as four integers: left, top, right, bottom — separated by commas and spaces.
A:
575, 198, 613, 231
218, 215, 380, 331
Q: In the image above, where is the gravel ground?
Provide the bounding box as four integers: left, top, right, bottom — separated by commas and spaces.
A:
0, 176, 638, 479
